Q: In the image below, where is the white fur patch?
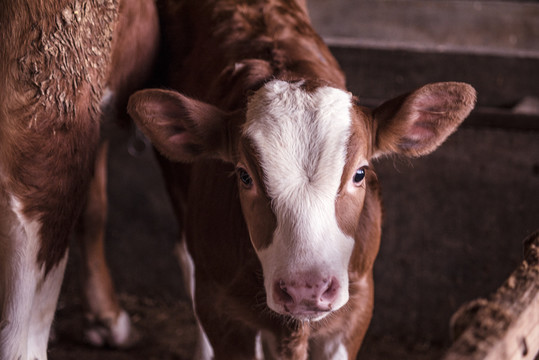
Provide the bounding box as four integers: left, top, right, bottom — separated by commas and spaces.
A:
255, 331, 264, 360
311, 334, 349, 360
1, 195, 67, 360
244, 80, 355, 317
174, 239, 196, 300
174, 239, 214, 360
27, 252, 68, 359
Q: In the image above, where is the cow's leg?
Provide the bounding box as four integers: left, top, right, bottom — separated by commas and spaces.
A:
309, 333, 349, 360
198, 314, 259, 360
76, 141, 136, 348
174, 208, 260, 359
27, 252, 68, 359
309, 275, 375, 360
177, 240, 260, 360
0, 195, 66, 360
260, 324, 311, 360
261, 331, 280, 360
0, 195, 37, 360
74, 0, 159, 344
175, 238, 215, 360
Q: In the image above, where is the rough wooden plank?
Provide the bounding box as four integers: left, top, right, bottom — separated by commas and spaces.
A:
328, 44, 539, 110
443, 230, 539, 360
308, 0, 539, 57
462, 109, 539, 132
355, 100, 539, 132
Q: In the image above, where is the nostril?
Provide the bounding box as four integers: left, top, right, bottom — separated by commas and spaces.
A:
274, 280, 294, 304
320, 277, 340, 303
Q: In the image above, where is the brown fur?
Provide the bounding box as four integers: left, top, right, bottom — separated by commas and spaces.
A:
0, 0, 117, 273
158, 0, 345, 107
373, 82, 476, 158
0, 0, 158, 269
139, 1, 377, 357
75, 0, 159, 347
129, 0, 475, 358
75, 141, 124, 340
237, 138, 277, 251
0, 0, 159, 355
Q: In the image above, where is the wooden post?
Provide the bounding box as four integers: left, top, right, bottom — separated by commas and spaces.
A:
443, 230, 539, 360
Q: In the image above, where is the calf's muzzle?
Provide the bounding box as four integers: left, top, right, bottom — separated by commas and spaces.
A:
273, 275, 341, 320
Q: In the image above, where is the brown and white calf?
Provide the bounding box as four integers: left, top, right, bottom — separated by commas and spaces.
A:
128, 0, 476, 359
0, 1, 158, 358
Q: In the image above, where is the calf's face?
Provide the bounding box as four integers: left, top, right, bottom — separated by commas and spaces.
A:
238, 80, 367, 320
128, 79, 476, 321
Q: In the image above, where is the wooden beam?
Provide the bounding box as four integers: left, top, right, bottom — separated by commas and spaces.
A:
355, 100, 539, 132
443, 230, 539, 360
327, 44, 539, 112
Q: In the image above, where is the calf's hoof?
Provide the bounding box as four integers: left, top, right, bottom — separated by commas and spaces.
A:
83, 310, 140, 348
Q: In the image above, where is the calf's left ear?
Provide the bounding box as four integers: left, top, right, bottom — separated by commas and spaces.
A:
372, 82, 476, 158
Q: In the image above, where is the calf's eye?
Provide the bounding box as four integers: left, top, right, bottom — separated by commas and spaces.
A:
353, 168, 366, 185
237, 168, 253, 188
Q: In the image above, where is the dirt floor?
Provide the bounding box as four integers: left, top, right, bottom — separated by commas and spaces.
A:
49, 291, 197, 360
49, 291, 445, 360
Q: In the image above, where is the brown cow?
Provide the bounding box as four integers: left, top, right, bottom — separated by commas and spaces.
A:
127, 0, 476, 359
0, 0, 158, 358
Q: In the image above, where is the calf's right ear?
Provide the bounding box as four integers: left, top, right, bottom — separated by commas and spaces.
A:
128, 89, 231, 162
372, 82, 476, 159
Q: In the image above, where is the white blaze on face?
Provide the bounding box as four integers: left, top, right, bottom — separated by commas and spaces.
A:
244, 80, 355, 316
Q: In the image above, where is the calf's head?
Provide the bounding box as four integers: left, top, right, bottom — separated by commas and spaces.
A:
128, 80, 475, 321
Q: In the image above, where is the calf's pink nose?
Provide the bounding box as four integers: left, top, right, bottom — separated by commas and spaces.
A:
273, 276, 340, 315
